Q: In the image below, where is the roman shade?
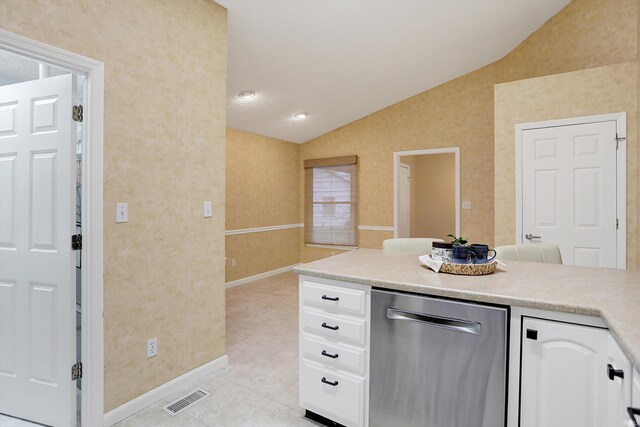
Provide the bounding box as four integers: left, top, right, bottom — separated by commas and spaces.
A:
304, 156, 358, 246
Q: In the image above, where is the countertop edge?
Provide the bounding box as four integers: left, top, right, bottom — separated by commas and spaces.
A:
293, 266, 640, 368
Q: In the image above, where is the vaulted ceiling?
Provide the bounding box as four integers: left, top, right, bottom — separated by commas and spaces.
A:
217, 0, 572, 143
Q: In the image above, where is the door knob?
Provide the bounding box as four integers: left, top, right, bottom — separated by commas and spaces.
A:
525, 233, 541, 240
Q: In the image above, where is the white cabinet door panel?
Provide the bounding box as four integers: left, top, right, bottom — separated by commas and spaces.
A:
633, 368, 640, 407
301, 332, 366, 375
606, 334, 632, 427
300, 359, 365, 427
301, 280, 366, 316
520, 317, 608, 427
302, 307, 366, 345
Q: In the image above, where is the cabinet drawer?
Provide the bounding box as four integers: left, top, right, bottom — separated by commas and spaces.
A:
302, 308, 366, 346
301, 333, 366, 375
301, 281, 366, 316
300, 359, 365, 427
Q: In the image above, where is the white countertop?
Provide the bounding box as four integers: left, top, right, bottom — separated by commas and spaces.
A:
293, 249, 640, 367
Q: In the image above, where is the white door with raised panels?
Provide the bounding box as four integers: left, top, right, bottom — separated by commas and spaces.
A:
521, 120, 618, 267
0, 74, 77, 426
397, 163, 410, 238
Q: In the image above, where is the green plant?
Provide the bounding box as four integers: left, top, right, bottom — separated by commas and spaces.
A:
447, 234, 468, 246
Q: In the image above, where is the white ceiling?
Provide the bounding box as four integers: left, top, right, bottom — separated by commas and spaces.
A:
218, 0, 572, 143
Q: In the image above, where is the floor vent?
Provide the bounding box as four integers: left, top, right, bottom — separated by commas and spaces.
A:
162, 389, 210, 416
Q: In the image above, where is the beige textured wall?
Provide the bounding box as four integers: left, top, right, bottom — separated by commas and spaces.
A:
225, 229, 301, 282
0, 0, 228, 411
300, 0, 638, 263
495, 62, 638, 268
301, 64, 496, 257
495, 0, 638, 83
412, 154, 456, 241
225, 129, 301, 281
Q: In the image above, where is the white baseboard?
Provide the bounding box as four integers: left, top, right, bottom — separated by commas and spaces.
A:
103, 354, 228, 426
225, 263, 301, 289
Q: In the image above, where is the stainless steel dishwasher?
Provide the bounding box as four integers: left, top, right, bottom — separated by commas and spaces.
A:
370, 289, 508, 427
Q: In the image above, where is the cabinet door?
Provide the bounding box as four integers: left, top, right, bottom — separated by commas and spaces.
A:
634, 368, 640, 407
606, 335, 632, 427
630, 368, 640, 426
520, 317, 608, 427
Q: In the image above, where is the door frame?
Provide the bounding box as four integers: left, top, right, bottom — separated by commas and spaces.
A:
0, 29, 105, 425
397, 162, 411, 237
393, 148, 460, 238
515, 112, 627, 269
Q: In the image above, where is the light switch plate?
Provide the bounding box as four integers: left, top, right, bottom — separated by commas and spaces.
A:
203, 201, 212, 218
116, 203, 128, 223
462, 201, 471, 210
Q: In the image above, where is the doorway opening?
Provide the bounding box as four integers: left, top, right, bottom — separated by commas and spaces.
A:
0, 29, 104, 427
393, 148, 460, 241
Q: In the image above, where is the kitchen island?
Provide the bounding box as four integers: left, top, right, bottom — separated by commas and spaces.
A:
293, 248, 640, 427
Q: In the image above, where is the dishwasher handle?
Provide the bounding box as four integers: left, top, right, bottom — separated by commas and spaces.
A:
387, 307, 482, 335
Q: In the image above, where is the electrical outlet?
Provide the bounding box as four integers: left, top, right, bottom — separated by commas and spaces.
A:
462, 201, 472, 210
147, 337, 158, 358
231, 258, 237, 268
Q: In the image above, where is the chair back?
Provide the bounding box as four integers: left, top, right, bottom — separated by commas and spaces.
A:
382, 238, 445, 255
493, 244, 563, 264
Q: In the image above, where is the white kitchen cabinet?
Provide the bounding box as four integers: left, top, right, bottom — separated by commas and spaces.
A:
299, 276, 370, 427
633, 368, 640, 406
630, 368, 640, 426
606, 334, 632, 427
520, 317, 631, 427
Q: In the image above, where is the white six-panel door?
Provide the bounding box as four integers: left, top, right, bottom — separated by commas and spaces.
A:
521, 121, 618, 267
0, 74, 76, 426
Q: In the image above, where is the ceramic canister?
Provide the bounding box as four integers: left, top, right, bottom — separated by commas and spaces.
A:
431, 242, 453, 263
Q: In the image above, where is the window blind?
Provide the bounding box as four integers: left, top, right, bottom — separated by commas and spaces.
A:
304, 156, 358, 246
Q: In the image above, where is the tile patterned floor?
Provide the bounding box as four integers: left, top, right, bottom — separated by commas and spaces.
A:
112, 271, 317, 426
0, 272, 310, 427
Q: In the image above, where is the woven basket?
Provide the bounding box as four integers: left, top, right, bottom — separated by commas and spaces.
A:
440, 261, 497, 276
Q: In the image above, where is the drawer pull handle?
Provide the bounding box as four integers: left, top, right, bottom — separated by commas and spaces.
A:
628, 407, 640, 427
321, 295, 340, 301
607, 363, 624, 381
321, 377, 339, 387
321, 322, 339, 331
321, 350, 339, 359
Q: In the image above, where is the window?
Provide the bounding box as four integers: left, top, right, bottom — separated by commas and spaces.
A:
304, 155, 358, 246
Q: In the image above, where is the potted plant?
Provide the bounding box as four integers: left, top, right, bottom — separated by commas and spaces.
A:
447, 234, 468, 246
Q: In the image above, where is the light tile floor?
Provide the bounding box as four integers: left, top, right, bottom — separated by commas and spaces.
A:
112, 271, 317, 427
0, 272, 311, 427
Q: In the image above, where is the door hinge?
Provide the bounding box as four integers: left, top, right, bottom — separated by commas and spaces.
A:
71, 234, 82, 251
72, 105, 83, 122
616, 218, 619, 230
71, 362, 82, 380
615, 133, 625, 150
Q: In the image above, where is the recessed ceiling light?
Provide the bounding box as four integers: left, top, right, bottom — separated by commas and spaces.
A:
238, 90, 255, 99
294, 112, 309, 119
